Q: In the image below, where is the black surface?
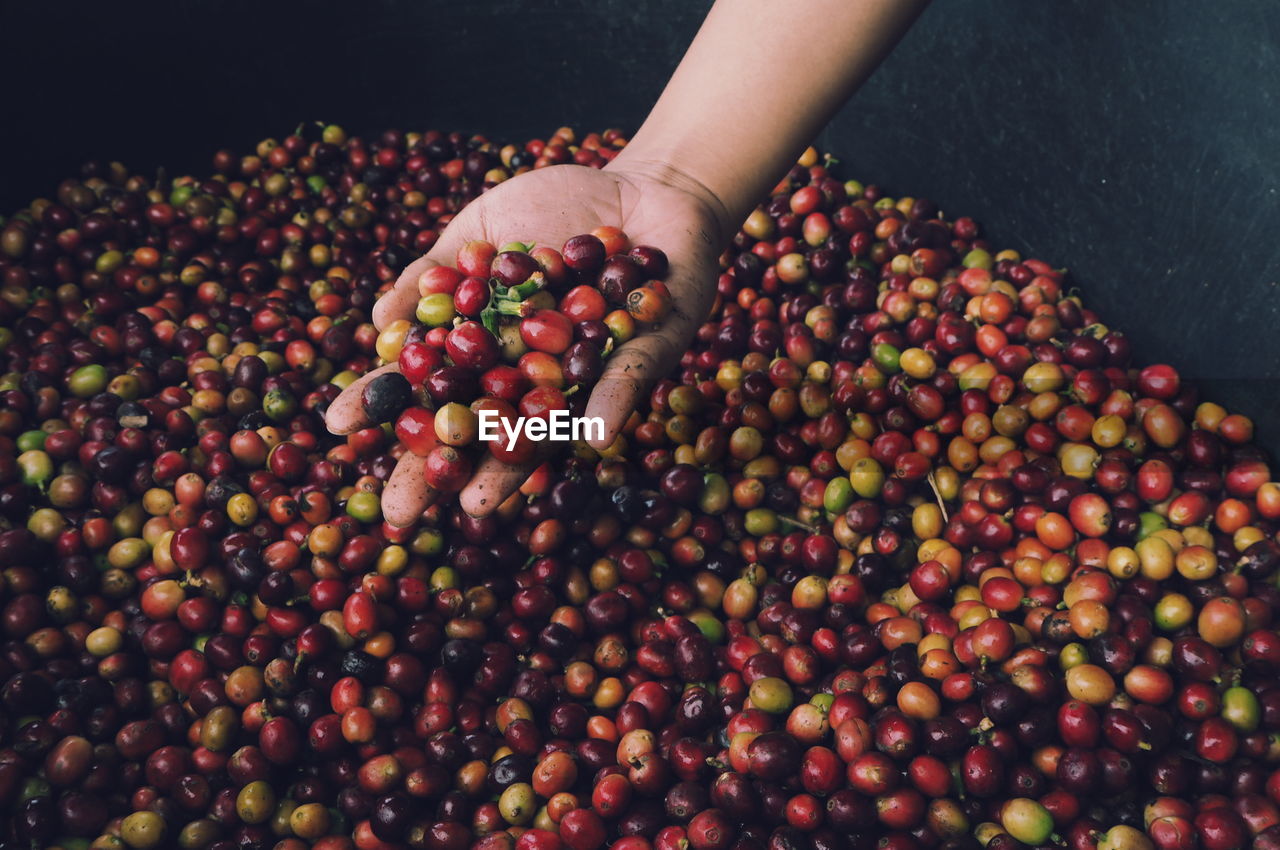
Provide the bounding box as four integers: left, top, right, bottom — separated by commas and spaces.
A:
2, 0, 1278, 451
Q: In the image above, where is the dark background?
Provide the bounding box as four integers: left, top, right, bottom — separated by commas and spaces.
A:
2, 0, 1277, 452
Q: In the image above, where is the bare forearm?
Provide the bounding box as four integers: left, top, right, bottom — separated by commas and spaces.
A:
612, 0, 928, 240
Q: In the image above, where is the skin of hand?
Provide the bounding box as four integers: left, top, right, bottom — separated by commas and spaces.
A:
323, 160, 730, 525
326, 0, 928, 524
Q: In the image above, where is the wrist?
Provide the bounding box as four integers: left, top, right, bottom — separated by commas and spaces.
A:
605, 151, 738, 248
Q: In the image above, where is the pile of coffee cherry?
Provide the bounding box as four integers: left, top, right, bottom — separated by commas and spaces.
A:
0, 122, 1276, 850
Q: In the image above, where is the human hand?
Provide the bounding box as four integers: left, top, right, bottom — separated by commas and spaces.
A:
324, 159, 730, 524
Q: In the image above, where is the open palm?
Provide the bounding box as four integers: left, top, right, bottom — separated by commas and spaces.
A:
324, 162, 726, 524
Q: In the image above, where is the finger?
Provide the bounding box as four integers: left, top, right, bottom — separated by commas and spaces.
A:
583, 322, 687, 450
383, 452, 438, 527
459, 453, 537, 518
323, 363, 399, 436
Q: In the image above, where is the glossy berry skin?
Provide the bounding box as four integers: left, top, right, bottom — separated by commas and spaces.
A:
962, 744, 1004, 797
395, 407, 438, 456
626, 280, 673, 323
520, 310, 574, 355
562, 234, 606, 277
688, 809, 733, 850
446, 321, 500, 370
424, 445, 472, 493
559, 808, 607, 850
454, 276, 492, 316
399, 342, 444, 385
